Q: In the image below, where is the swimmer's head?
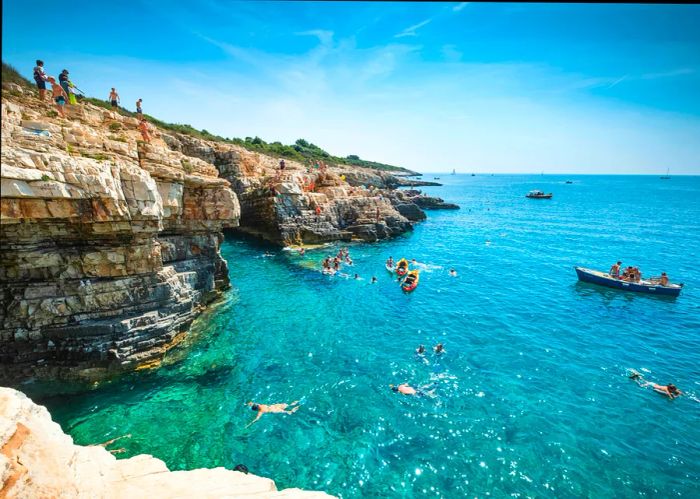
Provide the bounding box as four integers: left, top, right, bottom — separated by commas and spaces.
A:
668, 384, 679, 394
390, 384, 399, 392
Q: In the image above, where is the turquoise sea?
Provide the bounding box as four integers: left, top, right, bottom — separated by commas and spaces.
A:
28, 175, 700, 497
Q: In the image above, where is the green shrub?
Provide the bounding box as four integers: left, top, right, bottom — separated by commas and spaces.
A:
81, 152, 109, 161
182, 160, 194, 174
46, 110, 58, 118
40, 174, 51, 181
108, 122, 122, 132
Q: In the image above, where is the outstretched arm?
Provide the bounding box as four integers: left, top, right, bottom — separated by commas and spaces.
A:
245, 411, 263, 428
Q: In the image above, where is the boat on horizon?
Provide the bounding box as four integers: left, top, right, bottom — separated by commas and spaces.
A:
574, 267, 683, 297
565, 180, 573, 184
451, 169, 456, 175
660, 168, 671, 179
526, 190, 553, 199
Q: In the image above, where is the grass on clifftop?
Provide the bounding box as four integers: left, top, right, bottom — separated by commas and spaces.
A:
2, 61, 414, 174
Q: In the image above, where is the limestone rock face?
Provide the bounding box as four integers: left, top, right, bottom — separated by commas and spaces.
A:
0, 387, 333, 498
0, 89, 240, 382
161, 133, 418, 246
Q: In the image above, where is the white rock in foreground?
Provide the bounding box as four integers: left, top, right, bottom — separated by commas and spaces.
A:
0, 387, 333, 498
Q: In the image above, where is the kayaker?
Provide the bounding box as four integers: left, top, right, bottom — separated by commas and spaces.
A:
609, 261, 621, 278
660, 272, 669, 286
245, 400, 300, 427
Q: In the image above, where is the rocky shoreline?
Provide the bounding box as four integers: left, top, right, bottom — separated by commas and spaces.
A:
0, 387, 333, 498
0, 82, 458, 382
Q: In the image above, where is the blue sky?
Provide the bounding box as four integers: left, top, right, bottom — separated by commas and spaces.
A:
3, 1, 700, 173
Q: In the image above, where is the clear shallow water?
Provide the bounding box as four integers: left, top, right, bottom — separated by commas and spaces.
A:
28, 175, 700, 497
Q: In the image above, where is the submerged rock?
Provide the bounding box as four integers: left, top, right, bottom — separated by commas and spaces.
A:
0, 387, 333, 498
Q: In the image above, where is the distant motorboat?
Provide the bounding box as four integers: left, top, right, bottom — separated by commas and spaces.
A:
471, 173, 475, 177
526, 190, 552, 199
565, 180, 573, 184
451, 169, 456, 175
660, 168, 671, 179
433, 177, 441, 180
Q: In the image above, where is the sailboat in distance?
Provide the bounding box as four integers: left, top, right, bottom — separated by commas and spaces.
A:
660, 168, 671, 179
451, 168, 456, 175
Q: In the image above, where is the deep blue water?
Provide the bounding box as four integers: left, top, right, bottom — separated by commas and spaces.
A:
32, 175, 700, 497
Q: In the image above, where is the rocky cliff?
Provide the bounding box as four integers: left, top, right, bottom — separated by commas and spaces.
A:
0, 84, 240, 382
0, 387, 332, 498
160, 133, 420, 245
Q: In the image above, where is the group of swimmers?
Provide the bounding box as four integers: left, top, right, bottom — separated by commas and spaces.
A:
322, 247, 353, 273
609, 261, 670, 286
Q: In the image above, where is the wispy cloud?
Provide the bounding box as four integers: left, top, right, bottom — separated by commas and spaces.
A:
453, 3, 469, 12
607, 75, 628, 88
640, 68, 696, 80
296, 30, 334, 47
441, 44, 462, 62
394, 18, 432, 38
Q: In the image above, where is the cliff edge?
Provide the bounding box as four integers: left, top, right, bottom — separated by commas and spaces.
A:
0, 84, 240, 382
0, 387, 333, 498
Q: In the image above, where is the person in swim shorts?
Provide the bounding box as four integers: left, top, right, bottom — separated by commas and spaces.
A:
33, 60, 48, 100
390, 383, 436, 397
48, 77, 68, 118
109, 87, 120, 109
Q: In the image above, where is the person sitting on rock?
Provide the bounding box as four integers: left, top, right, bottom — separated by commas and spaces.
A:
246, 400, 300, 427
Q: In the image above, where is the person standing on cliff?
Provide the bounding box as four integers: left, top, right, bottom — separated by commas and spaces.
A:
48, 77, 68, 118
279, 159, 286, 171
138, 118, 151, 143
109, 87, 120, 109
136, 98, 143, 117
33, 60, 49, 100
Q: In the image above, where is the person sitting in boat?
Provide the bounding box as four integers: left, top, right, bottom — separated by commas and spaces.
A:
609, 261, 621, 279
633, 267, 642, 282
660, 272, 669, 286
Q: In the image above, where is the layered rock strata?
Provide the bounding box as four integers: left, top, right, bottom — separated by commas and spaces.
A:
0, 387, 332, 498
161, 133, 417, 245
0, 85, 240, 382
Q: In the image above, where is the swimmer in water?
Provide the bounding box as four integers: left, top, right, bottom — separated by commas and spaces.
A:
371, 276, 378, 283
389, 383, 436, 397
630, 370, 683, 399
449, 269, 457, 277
299, 247, 305, 256
246, 400, 300, 427
354, 273, 361, 279
416, 344, 425, 355
434, 343, 444, 354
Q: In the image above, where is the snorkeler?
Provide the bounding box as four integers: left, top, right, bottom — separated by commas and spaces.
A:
629, 369, 683, 399
449, 269, 457, 277
246, 400, 300, 427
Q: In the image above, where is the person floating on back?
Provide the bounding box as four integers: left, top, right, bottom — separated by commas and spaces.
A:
48, 77, 68, 118
33, 60, 49, 100
245, 400, 300, 427
109, 87, 120, 109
